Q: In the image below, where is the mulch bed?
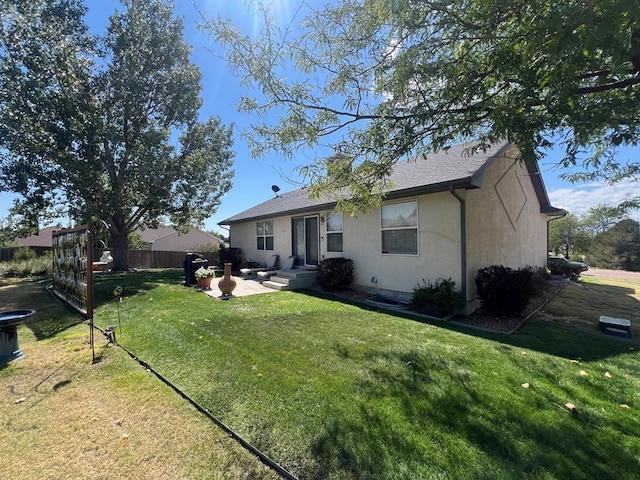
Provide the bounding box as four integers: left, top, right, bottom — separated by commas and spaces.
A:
322, 276, 569, 334
453, 277, 569, 333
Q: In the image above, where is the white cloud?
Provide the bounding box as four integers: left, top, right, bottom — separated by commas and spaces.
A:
548, 180, 640, 220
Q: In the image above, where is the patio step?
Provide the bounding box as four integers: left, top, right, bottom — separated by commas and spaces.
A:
269, 276, 291, 286
263, 280, 290, 291
262, 269, 318, 291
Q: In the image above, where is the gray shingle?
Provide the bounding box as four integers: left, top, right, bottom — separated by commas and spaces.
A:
219, 141, 512, 224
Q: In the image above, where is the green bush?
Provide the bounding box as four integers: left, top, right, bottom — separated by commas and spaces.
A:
191, 244, 219, 266
475, 265, 534, 317
13, 245, 37, 261
218, 247, 242, 270
411, 278, 462, 317
317, 258, 354, 290
524, 265, 549, 295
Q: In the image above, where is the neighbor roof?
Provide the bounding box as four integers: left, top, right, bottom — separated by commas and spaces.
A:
219, 141, 562, 224
14, 226, 60, 247
136, 226, 220, 243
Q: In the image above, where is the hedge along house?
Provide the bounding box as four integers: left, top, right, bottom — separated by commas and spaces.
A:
219, 141, 565, 314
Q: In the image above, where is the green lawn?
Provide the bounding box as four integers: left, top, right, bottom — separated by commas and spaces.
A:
90, 270, 640, 480
0, 276, 279, 480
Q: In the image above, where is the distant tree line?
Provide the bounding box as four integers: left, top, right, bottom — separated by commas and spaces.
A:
549, 204, 640, 271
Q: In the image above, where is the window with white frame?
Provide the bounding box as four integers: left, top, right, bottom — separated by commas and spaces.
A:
381, 200, 418, 254
256, 221, 274, 250
326, 212, 343, 252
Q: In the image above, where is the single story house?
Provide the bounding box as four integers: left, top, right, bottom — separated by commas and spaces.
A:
14, 226, 60, 247
219, 141, 565, 313
136, 226, 222, 251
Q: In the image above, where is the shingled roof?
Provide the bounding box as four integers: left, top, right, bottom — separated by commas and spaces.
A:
219, 141, 561, 225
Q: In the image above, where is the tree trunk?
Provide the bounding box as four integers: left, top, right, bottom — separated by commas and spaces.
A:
110, 224, 130, 272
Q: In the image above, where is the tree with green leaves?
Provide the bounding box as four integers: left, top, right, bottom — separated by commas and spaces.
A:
0, 218, 17, 248
582, 203, 631, 236
548, 214, 590, 260
589, 219, 640, 271
0, 0, 234, 271
209, 0, 639, 214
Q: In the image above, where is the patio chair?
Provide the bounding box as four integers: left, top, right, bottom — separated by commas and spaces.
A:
240, 254, 278, 277
257, 255, 295, 281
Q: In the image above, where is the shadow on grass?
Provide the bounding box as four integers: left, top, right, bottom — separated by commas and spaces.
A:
299, 288, 636, 363
308, 346, 638, 480
535, 279, 640, 338
91, 268, 184, 307
0, 270, 184, 341
25, 310, 83, 341
0, 278, 83, 341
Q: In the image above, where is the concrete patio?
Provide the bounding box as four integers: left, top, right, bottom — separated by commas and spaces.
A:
201, 276, 275, 299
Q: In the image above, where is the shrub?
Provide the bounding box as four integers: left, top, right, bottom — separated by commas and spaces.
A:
190, 244, 219, 264
524, 265, 549, 295
0, 251, 52, 277
475, 265, 534, 317
411, 278, 462, 317
13, 245, 36, 261
218, 247, 242, 270
317, 258, 354, 290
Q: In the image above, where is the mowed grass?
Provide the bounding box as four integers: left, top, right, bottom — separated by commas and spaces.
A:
88, 270, 640, 480
0, 277, 280, 480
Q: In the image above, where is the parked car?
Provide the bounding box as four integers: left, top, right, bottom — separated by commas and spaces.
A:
547, 256, 589, 276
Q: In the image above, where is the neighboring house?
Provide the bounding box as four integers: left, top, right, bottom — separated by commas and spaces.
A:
222, 141, 565, 313
16, 226, 221, 252
14, 226, 59, 247
136, 226, 222, 251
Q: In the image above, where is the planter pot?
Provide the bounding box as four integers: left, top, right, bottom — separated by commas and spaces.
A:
200, 276, 213, 290
218, 263, 237, 296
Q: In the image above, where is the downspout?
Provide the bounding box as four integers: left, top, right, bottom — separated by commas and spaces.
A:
449, 186, 467, 312
219, 225, 230, 247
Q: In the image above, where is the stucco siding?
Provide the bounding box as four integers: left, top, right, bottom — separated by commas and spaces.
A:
229, 215, 293, 266
342, 193, 462, 298
222, 142, 557, 315
229, 193, 462, 298
465, 150, 548, 310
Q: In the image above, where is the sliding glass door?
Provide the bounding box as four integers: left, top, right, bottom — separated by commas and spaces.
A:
292, 216, 319, 266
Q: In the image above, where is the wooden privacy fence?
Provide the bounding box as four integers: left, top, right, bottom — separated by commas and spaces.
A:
117, 249, 219, 269
1, 247, 218, 269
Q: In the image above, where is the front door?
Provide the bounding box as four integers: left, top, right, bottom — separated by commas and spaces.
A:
292, 216, 319, 266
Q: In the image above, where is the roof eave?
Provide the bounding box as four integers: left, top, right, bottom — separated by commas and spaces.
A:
384, 178, 479, 200
543, 206, 568, 218
219, 201, 337, 225
523, 157, 565, 216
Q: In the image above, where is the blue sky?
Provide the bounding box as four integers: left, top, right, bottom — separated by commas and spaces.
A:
1, 0, 638, 231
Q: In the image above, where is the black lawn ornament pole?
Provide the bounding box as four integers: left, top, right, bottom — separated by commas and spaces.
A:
113, 286, 123, 335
